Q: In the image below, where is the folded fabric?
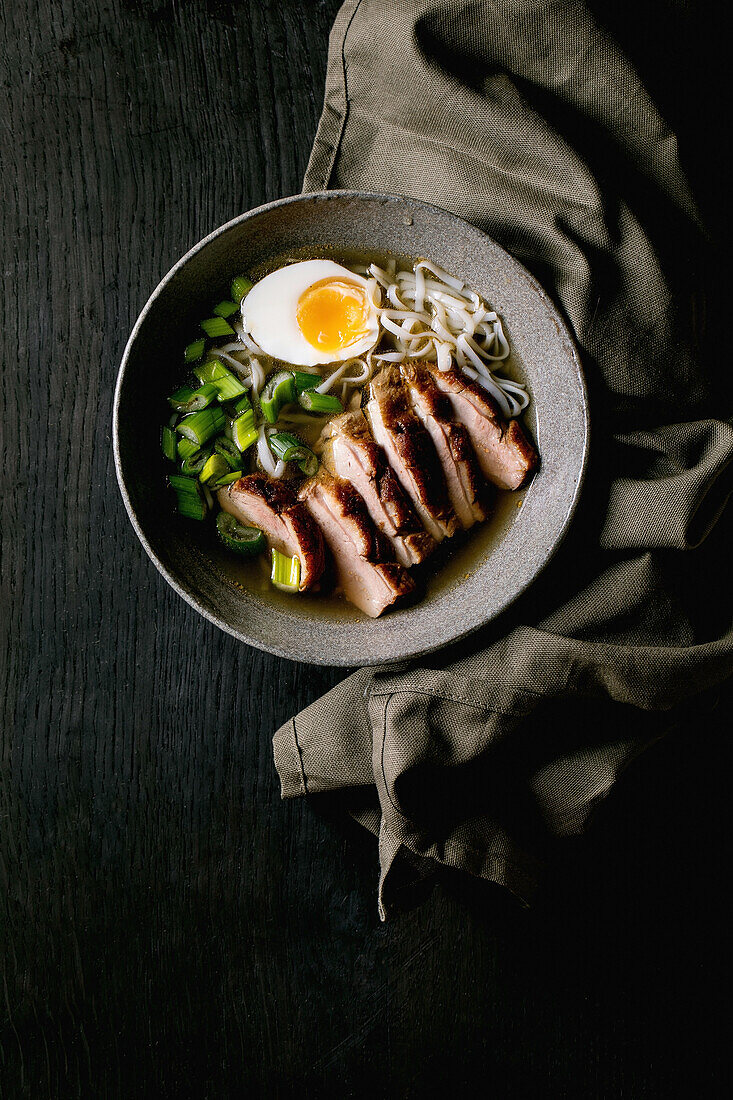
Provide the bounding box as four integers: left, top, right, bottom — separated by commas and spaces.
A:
274, 0, 733, 917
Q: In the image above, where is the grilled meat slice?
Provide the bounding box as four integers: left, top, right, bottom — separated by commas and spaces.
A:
363, 366, 458, 542
425, 363, 538, 490
300, 472, 415, 618
217, 472, 325, 590
400, 361, 491, 528
319, 411, 435, 566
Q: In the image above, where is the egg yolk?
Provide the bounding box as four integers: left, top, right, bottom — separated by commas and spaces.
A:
296, 279, 369, 355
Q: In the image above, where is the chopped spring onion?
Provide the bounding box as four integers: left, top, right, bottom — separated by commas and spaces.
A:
293, 370, 321, 391
180, 447, 210, 476
199, 453, 230, 486
260, 370, 297, 423
216, 511, 266, 555
168, 474, 207, 520
268, 432, 319, 476
190, 383, 219, 407
298, 390, 343, 415
200, 316, 235, 338
176, 405, 226, 446
194, 359, 246, 402
167, 385, 196, 411
168, 383, 219, 413
267, 431, 301, 461
229, 393, 252, 416
214, 436, 242, 469
184, 338, 206, 363
231, 275, 254, 303
177, 435, 199, 460
212, 300, 239, 318
212, 469, 243, 488
232, 408, 258, 452
270, 548, 301, 591
161, 425, 177, 461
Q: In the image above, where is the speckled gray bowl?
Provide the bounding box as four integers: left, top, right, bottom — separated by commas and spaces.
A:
114, 191, 588, 665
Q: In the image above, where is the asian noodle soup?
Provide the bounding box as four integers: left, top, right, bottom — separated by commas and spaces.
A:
161, 257, 537, 616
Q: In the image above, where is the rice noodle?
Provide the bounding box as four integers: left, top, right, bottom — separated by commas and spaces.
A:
249, 357, 266, 394
316, 357, 369, 394
217, 342, 249, 354
232, 319, 266, 357
364, 259, 528, 417
257, 424, 286, 479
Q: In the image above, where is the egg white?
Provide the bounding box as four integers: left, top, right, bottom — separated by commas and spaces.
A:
241, 260, 379, 367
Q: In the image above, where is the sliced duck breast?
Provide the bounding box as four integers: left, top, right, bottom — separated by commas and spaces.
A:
363, 366, 458, 542
299, 472, 415, 618
319, 410, 435, 566
425, 363, 538, 490
400, 361, 491, 529
218, 472, 325, 590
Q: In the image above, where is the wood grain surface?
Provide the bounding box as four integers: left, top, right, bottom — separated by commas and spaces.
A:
1, 1, 731, 1097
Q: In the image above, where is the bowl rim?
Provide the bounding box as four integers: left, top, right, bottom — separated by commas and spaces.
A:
113, 189, 589, 664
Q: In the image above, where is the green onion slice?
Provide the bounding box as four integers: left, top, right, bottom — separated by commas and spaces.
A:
212, 469, 243, 488
212, 300, 239, 318
214, 375, 245, 402
231, 275, 254, 303
194, 359, 246, 402
230, 407, 256, 451
270, 548, 301, 591
169, 474, 200, 493
190, 383, 219, 409
200, 316, 235, 338
267, 431, 300, 461
184, 338, 206, 363
177, 435, 199, 460
260, 370, 297, 423
180, 447, 210, 476
161, 425, 177, 461
167, 385, 196, 411
233, 415, 258, 453
216, 511, 266, 555
176, 405, 226, 446
168, 383, 218, 413
168, 474, 207, 520
199, 453, 230, 485
298, 390, 343, 415
194, 359, 228, 383
228, 394, 252, 415
293, 370, 321, 392
214, 436, 242, 469
268, 432, 319, 476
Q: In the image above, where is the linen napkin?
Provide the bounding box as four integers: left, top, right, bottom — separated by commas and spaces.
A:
273, 0, 733, 917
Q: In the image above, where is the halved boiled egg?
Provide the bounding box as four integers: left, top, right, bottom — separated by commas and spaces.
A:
242, 260, 379, 366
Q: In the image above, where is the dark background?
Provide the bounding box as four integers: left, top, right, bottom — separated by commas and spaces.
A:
1, 1, 731, 1096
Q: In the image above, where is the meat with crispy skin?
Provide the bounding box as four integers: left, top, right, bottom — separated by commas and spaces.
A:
217, 472, 325, 590
363, 366, 458, 542
319, 410, 435, 566
425, 362, 538, 490
299, 471, 415, 618
400, 361, 491, 528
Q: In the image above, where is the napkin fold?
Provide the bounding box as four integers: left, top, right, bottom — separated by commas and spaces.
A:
274, 0, 733, 917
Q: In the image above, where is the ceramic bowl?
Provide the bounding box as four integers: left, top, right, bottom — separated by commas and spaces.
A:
113, 191, 588, 665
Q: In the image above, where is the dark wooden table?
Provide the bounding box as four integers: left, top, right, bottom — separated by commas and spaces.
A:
2, 2, 731, 1096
